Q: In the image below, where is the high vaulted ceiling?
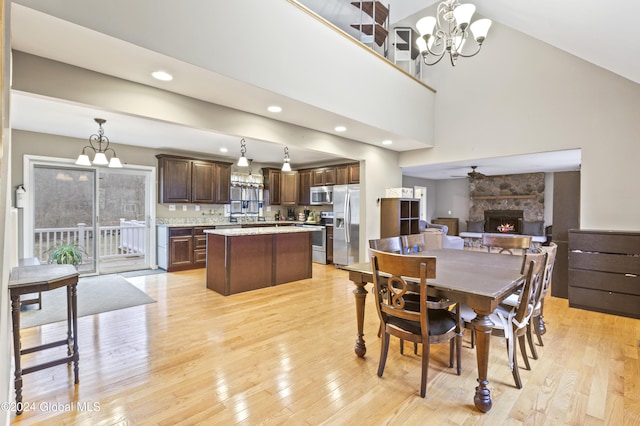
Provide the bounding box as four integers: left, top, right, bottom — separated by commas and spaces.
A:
10, 0, 632, 178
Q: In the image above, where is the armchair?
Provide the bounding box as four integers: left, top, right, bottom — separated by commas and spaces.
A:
419, 220, 464, 250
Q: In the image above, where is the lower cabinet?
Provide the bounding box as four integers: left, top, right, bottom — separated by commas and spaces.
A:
326, 225, 334, 264
158, 226, 213, 272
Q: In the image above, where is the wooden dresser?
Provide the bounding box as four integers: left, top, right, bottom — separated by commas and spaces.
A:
432, 217, 459, 236
568, 229, 640, 319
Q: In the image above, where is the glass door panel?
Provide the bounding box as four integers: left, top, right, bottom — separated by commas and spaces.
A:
97, 169, 150, 274
32, 166, 97, 274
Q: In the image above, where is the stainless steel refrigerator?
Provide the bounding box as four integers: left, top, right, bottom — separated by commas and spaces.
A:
333, 184, 360, 266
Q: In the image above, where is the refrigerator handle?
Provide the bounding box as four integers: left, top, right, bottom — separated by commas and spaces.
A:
345, 192, 350, 243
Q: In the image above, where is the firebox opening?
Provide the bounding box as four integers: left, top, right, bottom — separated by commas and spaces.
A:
484, 210, 524, 234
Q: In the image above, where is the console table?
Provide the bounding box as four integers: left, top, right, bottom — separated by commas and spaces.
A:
8, 264, 79, 415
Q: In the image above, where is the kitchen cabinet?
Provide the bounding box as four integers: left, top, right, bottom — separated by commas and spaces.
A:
158, 156, 191, 203
380, 198, 420, 238
214, 162, 231, 203
264, 168, 281, 205
298, 170, 312, 205
194, 226, 213, 266
336, 163, 360, 185
281, 171, 299, 205
326, 226, 334, 264
312, 167, 336, 186
168, 227, 194, 271
157, 154, 231, 204
158, 225, 215, 271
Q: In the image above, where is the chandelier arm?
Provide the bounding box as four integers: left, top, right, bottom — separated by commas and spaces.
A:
423, 52, 447, 66
456, 43, 483, 58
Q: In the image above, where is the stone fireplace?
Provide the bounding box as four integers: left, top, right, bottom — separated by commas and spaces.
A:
468, 172, 545, 231
484, 210, 524, 234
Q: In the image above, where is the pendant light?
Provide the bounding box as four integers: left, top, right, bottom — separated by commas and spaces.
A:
75, 118, 123, 167
281, 146, 292, 172
237, 138, 249, 167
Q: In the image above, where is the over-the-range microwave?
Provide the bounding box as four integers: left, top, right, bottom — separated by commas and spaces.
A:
310, 186, 333, 205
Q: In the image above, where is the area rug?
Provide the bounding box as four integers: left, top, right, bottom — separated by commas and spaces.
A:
20, 274, 156, 329
118, 269, 166, 278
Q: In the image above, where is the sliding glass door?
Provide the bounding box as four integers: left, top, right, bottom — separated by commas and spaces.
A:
26, 156, 155, 275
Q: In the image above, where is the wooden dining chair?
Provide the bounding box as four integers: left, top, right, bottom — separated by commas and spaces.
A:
400, 233, 426, 254
483, 234, 532, 255
503, 242, 558, 359
368, 236, 403, 254
370, 249, 461, 398
461, 251, 547, 389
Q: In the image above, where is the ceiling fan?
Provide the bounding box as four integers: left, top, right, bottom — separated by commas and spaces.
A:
467, 165, 486, 180
452, 165, 487, 179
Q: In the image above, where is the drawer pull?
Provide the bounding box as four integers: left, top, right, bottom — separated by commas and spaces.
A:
625, 273, 637, 278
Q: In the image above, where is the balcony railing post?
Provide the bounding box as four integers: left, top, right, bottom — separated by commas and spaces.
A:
77, 223, 85, 248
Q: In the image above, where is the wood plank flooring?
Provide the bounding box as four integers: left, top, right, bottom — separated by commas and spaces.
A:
9, 264, 640, 425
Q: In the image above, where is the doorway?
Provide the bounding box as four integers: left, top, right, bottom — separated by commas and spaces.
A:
24, 156, 156, 275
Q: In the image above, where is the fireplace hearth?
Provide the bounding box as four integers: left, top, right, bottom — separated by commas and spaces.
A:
484, 210, 523, 234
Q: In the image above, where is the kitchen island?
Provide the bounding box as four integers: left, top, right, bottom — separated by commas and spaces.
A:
205, 226, 313, 295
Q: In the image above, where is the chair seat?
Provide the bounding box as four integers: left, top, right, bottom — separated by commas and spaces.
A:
388, 309, 457, 336
460, 304, 512, 332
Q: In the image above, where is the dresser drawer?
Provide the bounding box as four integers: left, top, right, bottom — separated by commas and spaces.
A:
568, 286, 640, 319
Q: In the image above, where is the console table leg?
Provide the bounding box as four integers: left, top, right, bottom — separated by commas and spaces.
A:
71, 283, 79, 384
10, 294, 23, 414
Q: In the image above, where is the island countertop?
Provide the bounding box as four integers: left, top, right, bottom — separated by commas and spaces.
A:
204, 226, 316, 237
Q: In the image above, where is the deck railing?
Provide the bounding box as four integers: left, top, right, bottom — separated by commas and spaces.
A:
34, 219, 146, 265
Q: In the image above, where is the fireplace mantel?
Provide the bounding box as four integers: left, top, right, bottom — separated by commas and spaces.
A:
471, 194, 536, 200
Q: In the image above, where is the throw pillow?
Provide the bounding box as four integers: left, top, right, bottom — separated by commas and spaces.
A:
467, 220, 485, 233
522, 220, 545, 236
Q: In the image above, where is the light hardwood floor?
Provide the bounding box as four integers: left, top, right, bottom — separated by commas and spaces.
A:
9, 264, 640, 425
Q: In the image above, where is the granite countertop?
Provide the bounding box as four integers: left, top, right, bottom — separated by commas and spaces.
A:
204, 226, 318, 236
157, 220, 307, 228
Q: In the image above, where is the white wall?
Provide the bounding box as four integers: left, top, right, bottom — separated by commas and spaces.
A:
1, 1, 13, 421
399, 20, 640, 231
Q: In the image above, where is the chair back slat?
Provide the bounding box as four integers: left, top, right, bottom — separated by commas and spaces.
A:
369, 237, 403, 254
483, 234, 532, 255
401, 234, 426, 254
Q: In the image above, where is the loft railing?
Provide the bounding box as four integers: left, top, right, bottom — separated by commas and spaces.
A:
34, 219, 146, 265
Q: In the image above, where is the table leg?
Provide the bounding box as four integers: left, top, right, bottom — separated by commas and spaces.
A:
71, 282, 79, 384
66, 285, 73, 357
352, 278, 368, 358
472, 311, 493, 413
10, 294, 23, 414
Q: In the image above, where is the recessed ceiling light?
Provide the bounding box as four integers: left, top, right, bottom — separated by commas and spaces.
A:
335, 126, 347, 132
267, 106, 282, 113
219, 147, 228, 153
382, 140, 393, 145
151, 71, 173, 81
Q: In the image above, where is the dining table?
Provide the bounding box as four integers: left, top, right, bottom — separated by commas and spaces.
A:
343, 248, 524, 413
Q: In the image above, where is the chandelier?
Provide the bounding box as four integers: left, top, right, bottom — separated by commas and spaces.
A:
75, 118, 122, 167
415, 0, 491, 66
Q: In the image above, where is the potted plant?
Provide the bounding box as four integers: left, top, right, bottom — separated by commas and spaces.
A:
47, 242, 86, 269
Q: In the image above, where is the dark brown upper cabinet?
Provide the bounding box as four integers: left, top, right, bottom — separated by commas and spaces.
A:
157, 155, 231, 204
